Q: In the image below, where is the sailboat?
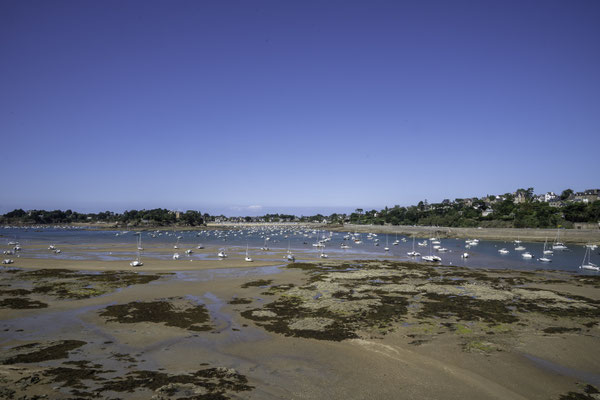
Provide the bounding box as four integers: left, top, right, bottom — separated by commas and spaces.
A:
543, 237, 554, 255
261, 238, 269, 251
130, 244, 143, 267
422, 241, 441, 262
515, 236, 526, 251
320, 246, 328, 259
130, 233, 143, 267
136, 233, 143, 251
245, 244, 253, 262
286, 239, 295, 262
384, 235, 390, 252
393, 233, 400, 246
552, 228, 568, 250
407, 236, 420, 257
580, 247, 599, 271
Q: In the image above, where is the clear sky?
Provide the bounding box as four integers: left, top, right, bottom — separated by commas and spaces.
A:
1, 0, 599, 216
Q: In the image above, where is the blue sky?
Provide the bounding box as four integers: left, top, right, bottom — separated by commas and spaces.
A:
1, 0, 598, 216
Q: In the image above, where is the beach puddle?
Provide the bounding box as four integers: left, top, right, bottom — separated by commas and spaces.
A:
523, 353, 600, 386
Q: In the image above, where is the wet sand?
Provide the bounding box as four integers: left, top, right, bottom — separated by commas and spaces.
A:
1, 250, 599, 399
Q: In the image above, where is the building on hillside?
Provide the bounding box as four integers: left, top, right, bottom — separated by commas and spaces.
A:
574, 189, 600, 204
513, 191, 527, 204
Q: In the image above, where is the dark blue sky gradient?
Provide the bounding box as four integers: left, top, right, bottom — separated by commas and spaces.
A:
1, 1, 598, 215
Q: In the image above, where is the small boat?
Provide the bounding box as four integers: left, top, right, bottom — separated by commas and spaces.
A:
498, 248, 509, 254
436, 247, 448, 252
245, 245, 253, 262
521, 252, 533, 259
552, 228, 568, 250
217, 250, 227, 258
320, 248, 328, 259
173, 252, 180, 260
340, 244, 350, 249
423, 242, 441, 262
48, 245, 56, 250
515, 245, 526, 251
129, 242, 144, 267
543, 237, 553, 255
185, 249, 193, 255
197, 244, 204, 249
579, 247, 599, 271
407, 236, 420, 257
538, 256, 552, 262
417, 241, 428, 247
461, 252, 469, 259
2, 259, 14, 264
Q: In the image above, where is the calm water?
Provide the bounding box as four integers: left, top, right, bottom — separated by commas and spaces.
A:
1, 226, 598, 274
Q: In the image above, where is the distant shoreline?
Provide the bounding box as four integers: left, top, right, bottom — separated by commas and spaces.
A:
329, 224, 600, 245
3, 222, 599, 244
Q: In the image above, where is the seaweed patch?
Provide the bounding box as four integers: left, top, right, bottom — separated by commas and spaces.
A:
99, 298, 212, 331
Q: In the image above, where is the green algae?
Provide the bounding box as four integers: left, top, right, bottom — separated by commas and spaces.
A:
543, 326, 581, 334
559, 384, 599, 400
417, 293, 519, 324
99, 299, 212, 331
2, 340, 86, 364
0, 297, 48, 309
228, 297, 253, 305
240, 279, 273, 288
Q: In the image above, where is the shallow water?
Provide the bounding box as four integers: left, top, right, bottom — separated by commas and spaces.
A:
2, 227, 598, 274
523, 353, 600, 386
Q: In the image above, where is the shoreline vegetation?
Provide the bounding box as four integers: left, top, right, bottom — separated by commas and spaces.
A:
1, 190, 599, 231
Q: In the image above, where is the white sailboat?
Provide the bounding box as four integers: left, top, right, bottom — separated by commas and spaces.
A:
552, 228, 568, 250
543, 237, 553, 255
245, 244, 253, 262
320, 246, 328, 258
407, 236, 420, 257
261, 238, 269, 251
422, 241, 441, 262
384, 235, 390, 252
579, 247, 599, 271
130, 234, 143, 267
286, 240, 295, 262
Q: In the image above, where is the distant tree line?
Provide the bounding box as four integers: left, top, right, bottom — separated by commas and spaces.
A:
2, 188, 599, 229
0, 208, 207, 227
346, 196, 600, 228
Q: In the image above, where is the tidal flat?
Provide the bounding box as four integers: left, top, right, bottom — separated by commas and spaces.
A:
1, 259, 599, 399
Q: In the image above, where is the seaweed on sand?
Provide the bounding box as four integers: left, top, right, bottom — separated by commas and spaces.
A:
0, 297, 48, 309
2, 340, 86, 364
417, 293, 519, 324
240, 279, 273, 288
99, 299, 212, 331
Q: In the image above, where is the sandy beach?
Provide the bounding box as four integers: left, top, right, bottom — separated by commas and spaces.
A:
1, 244, 599, 399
